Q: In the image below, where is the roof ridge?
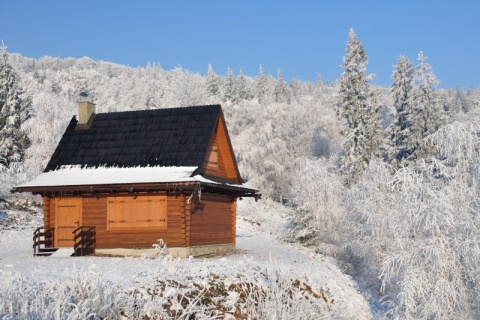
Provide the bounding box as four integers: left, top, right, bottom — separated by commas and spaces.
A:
94, 104, 221, 116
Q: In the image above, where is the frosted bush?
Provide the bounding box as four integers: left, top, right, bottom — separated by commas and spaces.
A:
290, 156, 347, 254
342, 119, 480, 319
0, 269, 125, 319
0, 258, 329, 319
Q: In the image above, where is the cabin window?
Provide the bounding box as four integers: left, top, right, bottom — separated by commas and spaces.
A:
207, 143, 218, 171
107, 195, 167, 230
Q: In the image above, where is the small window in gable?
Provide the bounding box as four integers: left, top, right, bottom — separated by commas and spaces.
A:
107, 195, 167, 230
207, 143, 218, 171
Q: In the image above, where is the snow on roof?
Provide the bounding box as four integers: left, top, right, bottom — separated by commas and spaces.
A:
193, 175, 256, 191
15, 166, 256, 191
16, 166, 199, 188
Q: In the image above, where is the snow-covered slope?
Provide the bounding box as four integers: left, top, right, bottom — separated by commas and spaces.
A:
235, 199, 370, 319
0, 200, 370, 319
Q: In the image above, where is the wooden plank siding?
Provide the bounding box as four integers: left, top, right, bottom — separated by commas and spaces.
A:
189, 194, 236, 246
205, 136, 230, 180
204, 118, 240, 183
55, 197, 82, 247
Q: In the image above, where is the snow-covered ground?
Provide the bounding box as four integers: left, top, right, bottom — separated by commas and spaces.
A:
0, 199, 370, 319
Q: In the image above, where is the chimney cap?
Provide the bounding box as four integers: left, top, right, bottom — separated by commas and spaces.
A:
78, 90, 94, 103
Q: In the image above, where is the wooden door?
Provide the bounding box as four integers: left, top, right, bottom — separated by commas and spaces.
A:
55, 197, 82, 247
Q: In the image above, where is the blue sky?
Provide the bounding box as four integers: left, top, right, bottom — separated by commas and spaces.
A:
1, 1, 479, 89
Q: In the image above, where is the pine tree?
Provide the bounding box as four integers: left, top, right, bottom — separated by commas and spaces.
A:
414, 52, 441, 134
0, 43, 30, 167
223, 67, 238, 104
337, 29, 382, 184
316, 74, 323, 87
256, 65, 268, 104
274, 69, 291, 104
452, 85, 471, 114
386, 55, 415, 168
237, 69, 252, 100
206, 64, 219, 98
407, 51, 443, 162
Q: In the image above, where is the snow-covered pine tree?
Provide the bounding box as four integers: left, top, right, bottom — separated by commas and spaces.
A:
0, 43, 30, 167
223, 67, 238, 104
337, 29, 382, 184
256, 65, 268, 104
407, 51, 443, 163
452, 85, 471, 114
237, 69, 252, 101
386, 55, 415, 168
274, 69, 291, 104
206, 64, 219, 98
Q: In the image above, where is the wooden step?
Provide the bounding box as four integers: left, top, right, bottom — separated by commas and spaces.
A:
39, 248, 58, 253
33, 251, 55, 257
50, 248, 75, 257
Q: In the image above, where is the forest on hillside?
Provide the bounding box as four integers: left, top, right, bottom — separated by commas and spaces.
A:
2, 29, 480, 318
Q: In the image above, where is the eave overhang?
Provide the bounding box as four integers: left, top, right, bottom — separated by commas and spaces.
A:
12, 166, 260, 200
12, 181, 259, 200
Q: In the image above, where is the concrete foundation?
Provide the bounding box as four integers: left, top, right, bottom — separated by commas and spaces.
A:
95, 244, 235, 258
168, 244, 235, 258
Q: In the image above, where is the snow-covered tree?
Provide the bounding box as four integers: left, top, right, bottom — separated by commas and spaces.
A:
274, 69, 290, 104
256, 65, 268, 104
407, 51, 443, 163
0, 43, 30, 167
290, 156, 347, 253
337, 29, 382, 184
237, 69, 252, 100
223, 67, 238, 104
205, 64, 219, 98
450, 85, 471, 114
385, 55, 415, 167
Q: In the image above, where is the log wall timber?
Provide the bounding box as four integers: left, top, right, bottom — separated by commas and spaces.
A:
231, 199, 237, 244
185, 198, 192, 247
48, 197, 56, 229
189, 194, 235, 246
43, 196, 51, 228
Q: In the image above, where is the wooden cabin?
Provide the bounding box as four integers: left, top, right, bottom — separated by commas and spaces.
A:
14, 100, 259, 257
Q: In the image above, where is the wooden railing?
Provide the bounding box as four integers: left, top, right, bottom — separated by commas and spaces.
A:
72, 226, 96, 256
33, 227, 55, 256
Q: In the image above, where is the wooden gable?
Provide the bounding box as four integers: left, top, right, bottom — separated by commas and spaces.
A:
202, 112, 242, 184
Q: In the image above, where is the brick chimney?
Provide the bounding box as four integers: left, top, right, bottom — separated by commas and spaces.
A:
77, 91, 95, 125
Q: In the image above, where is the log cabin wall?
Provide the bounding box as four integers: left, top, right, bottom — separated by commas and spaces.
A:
44, 192, 189, 249
230, 199, 237, 244
189, 194, 236, 246
43, 196, 56, 229
43, 196, 50, 228
185, 199, 192, 247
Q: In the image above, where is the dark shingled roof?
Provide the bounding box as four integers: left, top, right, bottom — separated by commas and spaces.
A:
44, 105, 222, 172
